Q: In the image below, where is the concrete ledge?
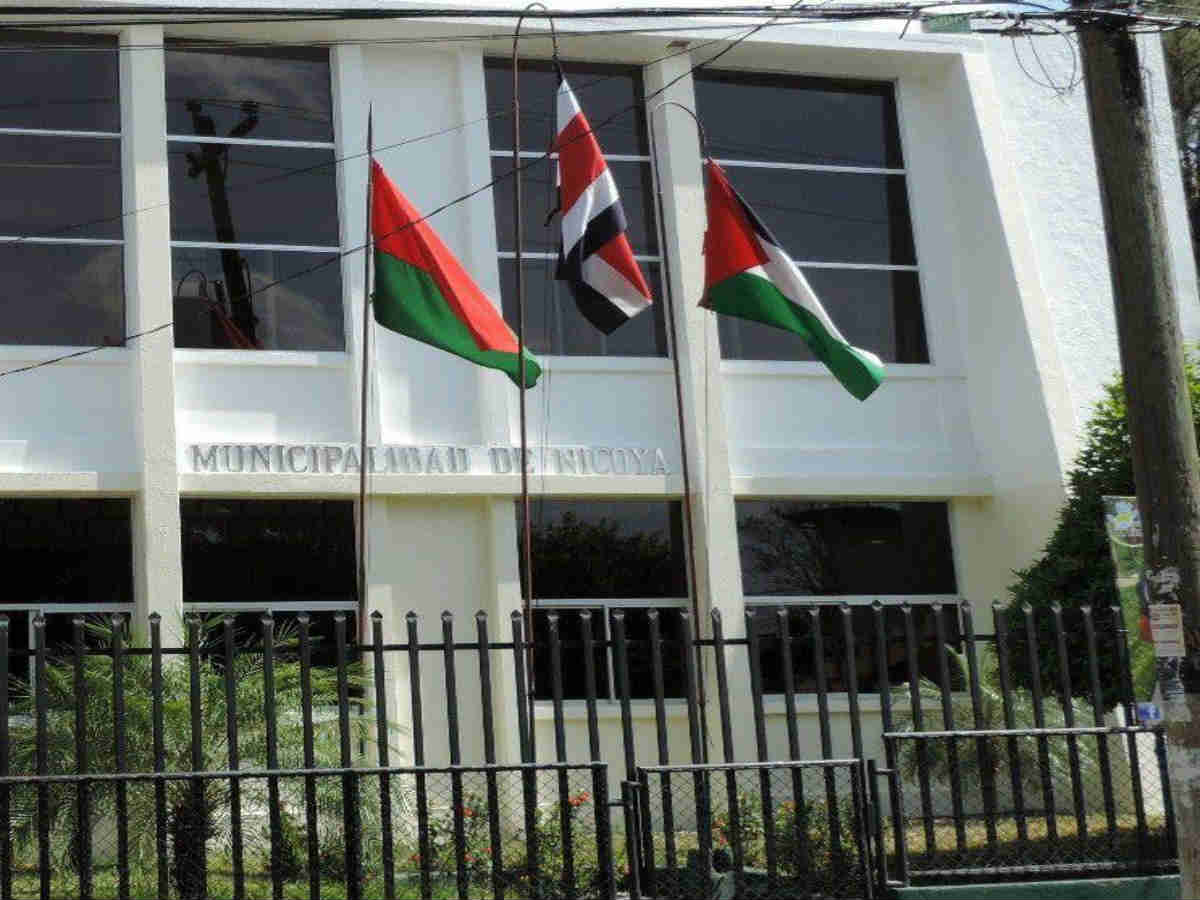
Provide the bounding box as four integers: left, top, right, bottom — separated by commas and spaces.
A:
893, 875, 1179, 900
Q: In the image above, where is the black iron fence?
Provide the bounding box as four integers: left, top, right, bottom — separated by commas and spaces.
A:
0, 599, 1177, 898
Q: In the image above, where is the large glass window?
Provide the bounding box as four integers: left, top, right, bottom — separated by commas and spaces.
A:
520, 499, 688, 699
485, 60, 668, 358
167, 45, 344, 351
694, 71, 929, 364
0, 32, 123, 346
0, 499, 133, 688
737, 500, 958, 692
180, 499, 357, 661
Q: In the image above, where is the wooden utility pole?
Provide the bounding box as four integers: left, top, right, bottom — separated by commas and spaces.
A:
1075, 9, 1200, 892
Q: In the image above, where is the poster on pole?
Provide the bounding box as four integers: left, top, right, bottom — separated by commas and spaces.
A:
1102, 496, 1156, 701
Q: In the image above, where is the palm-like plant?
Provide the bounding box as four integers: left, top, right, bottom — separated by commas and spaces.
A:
890, 643, 1105, 804
5, 614, 371, 895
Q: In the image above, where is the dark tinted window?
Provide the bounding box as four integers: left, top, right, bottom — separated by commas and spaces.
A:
749, 603, 962, 693
521, 500, 688, 599
180, 500, 357, 605
736, 500, 956, 596
0, 244, 123, 346
200, 609, 356, 667
0, 499, 131, 604
0, 135, 121, 239
166, 44, 333, 142
172, 248, 343, 351
0, 31, 119, 132
613, 606, 686, 699
694, 71, 903, 168
486, 59, 647, 156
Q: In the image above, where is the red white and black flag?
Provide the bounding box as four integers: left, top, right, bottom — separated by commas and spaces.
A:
553, 71, 653, 333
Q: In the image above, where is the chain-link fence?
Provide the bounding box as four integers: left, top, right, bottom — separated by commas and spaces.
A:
883, 727, 1176, 881
635, 760, 871, 900
0, 764, 613, 900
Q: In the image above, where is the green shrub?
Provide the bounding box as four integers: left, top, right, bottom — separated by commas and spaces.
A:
1004, 356, 1200, 709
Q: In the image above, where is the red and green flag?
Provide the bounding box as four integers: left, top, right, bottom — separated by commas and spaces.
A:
370, 160, 541, 388
700, 160, 885, 401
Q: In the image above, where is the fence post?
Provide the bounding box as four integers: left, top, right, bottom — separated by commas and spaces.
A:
960, 602, 999, 850
647, 610, 677, 872
510, 611, 539, 890
297, 613, 319, 900
547, 613, 577, 899
621, 781, 642, 900
993, 602, 1029, 848
72, 617, 92, 900
475, 612, 504, 900
681, 610, 712, 887
442, 612, 469, 900
710, 610, 745, 890
778, 607, 811, 877
1052, 604, 1090, 842
408, 612, 432, 900
33, 616, 48, 900
1023, 606, 1059, 845
873, 603, 907, 884
372, 612, 397, 900
149, 614, 168, 900
901, 603, 935, 859
745, 609, 779, 892
335, 612, 362, 900
262, 614, 284, 900
1082, 605, 1120, 848
1112, 604, 1149, 867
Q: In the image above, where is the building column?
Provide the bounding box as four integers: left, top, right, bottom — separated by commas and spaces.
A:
122, 25, 183, 636
644, 55, 756, 763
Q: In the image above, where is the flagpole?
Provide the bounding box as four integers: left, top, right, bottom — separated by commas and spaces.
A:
649, 100, 711, 759
358, 108, 374, 642
512, 3, 548, 761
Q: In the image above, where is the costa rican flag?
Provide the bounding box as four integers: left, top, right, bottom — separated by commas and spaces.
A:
554, 72, 653, 334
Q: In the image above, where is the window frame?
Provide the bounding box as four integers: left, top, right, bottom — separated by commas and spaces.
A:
694, 68, 931, 367
165, 43, 343, 353
0, 33, 125, 349
485, 57, 669, 361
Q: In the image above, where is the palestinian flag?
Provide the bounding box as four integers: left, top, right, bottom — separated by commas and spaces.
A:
554, 71, 653, 334
370, 160, 541, 388
701, 160, 885, 401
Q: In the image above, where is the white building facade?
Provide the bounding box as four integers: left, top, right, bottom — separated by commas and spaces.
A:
0, 2, 1194, 776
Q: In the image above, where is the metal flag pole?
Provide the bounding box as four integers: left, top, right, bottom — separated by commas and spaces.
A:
512, 3, 550, 760
649, 100, 712, 759
358, 108, 374, 642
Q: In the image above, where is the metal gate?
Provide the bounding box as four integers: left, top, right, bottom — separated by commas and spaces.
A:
625, 760, 872, 900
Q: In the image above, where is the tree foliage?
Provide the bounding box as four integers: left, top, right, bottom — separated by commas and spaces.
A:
1004, 356, 1200, 710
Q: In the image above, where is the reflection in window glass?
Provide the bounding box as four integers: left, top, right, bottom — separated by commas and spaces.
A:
499, 260, 667, 358
181, 499, 357, 605
613, 606, 686, 699
522, 500, 688, 600
172, 248, 343, 351
736, 500, 957, 596
198, 610, 356, 668
748, 604, 962, 693
0, 244, 123, 346
168, 145, 339, 246
0, 31, 119, 133
166, 45, 341, 351
166, 45, 333, 143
